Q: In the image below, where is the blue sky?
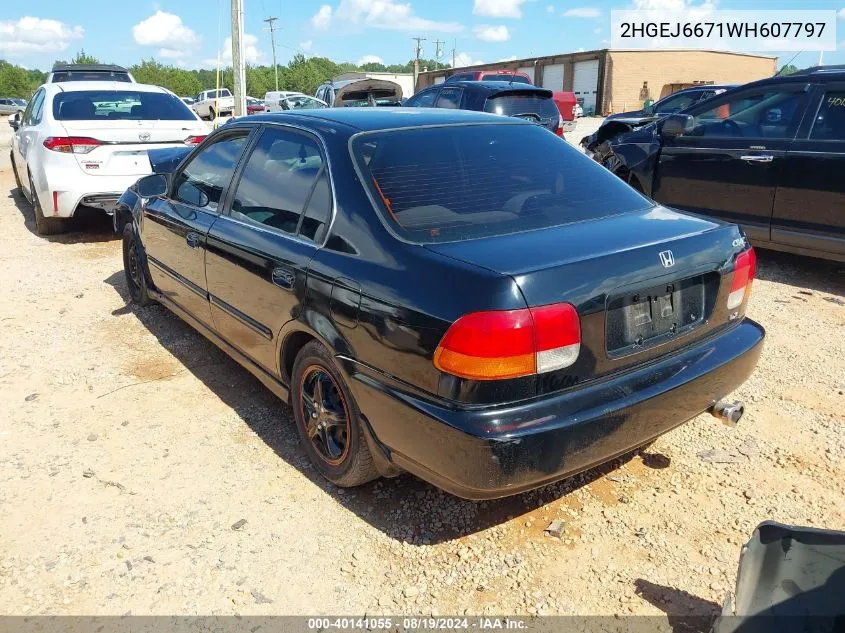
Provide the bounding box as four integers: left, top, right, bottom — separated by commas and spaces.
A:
0, 0, 841, 72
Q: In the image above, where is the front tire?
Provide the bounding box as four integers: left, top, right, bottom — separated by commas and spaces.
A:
208, 106, 216, 121
29, 173, 66, 236
122, 224, 153, 306
291, 341, 378, 488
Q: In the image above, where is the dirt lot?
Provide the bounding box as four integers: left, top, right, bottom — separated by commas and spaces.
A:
1, 120, 843, 621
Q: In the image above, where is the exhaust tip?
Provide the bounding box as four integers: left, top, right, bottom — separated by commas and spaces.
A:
710, 400, 744, 427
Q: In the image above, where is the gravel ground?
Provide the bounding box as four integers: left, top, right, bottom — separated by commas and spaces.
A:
1, 119, 843, 620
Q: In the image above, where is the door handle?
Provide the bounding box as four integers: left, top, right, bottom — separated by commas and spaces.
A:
740, 154, 774, 163
185, 232, 202, 248
271, 267, 294, 290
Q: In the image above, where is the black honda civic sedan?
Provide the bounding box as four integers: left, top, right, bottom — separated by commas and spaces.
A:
114, 108, 764, 499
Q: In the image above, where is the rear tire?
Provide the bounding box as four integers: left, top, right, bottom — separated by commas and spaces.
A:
291, 341, 379, 488
122, 224, 153, 306
29, 173, 66, 236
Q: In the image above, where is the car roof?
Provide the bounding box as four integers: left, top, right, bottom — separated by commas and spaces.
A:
244, 107, 527, 132
44, 81, 170, 94
51, 63, 129, 72
434, 80, 552, 96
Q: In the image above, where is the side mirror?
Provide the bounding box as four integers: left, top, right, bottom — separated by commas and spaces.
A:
8, 112, 21, 131
660, 113, 694, 140
136, 173, 168, 198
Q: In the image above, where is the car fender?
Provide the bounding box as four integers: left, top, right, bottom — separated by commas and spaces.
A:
606, 126, 662, 197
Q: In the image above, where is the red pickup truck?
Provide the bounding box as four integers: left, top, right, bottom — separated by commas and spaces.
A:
445, 69, 578, 132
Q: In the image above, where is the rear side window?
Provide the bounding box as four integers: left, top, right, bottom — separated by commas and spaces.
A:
810, 92, 845, 141
229, 127, 329, 241
353, 124, 651, 244
53, 91, 196, 121
484, 94, 558, 120
435, 88, 462, 109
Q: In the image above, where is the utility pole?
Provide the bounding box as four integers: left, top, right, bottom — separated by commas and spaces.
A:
412, 36, 426, 92
231, 0, 247, 117
451, 40, 456, 69
264, 16, 279, 91
818, 51, 824, 66
434, 39, 444, 71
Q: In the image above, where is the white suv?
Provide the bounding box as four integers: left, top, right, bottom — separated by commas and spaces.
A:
192, 89, 235, 120
9, 81, 208, 235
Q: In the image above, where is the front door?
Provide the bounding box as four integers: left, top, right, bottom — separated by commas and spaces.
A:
142, 129, 252, 325
652, 83, 810, 242
205, 125, 333, 373
772, 84, 845, 257
12, 88, 45, 196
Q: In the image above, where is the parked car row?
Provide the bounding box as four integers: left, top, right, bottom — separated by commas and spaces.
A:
584, 66, 845, 263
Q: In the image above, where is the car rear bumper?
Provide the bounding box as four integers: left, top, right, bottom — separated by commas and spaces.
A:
349, 318, 764, 499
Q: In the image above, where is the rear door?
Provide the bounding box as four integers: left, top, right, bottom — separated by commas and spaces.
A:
205, 125, 332, 372
12, 88, 45, 191
771, 84, 845, 257
142, 129, 253, 326
652, 82, 811, 242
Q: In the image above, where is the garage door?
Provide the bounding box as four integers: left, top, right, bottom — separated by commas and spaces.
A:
516, 66, 535, 84
541, 63, 565, 91
573, 59, 599, 115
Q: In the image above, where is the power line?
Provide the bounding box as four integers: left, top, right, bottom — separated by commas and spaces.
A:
264, 16, 280, 91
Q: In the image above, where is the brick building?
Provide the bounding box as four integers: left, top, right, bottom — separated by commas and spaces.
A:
417, 49, 776, 116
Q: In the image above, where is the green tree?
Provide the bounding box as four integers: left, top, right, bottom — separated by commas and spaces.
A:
778, 64, 799, 75
72, 49, 101, 64
0, 60, 35, 98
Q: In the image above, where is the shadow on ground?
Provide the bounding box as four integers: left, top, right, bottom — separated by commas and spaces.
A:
634, 579, 722, 633
7, 186, 118, 244
104, 269, 671, 544
755, 248, 844, 296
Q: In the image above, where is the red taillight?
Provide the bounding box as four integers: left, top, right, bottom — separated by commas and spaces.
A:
184, 135, 207, 146
727, 247, 756, 310
555, 115, 564, 137
434, 303, 581, 380
43, 136, 101, 154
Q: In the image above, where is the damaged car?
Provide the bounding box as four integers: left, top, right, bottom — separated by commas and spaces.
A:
595, 67, 845, 262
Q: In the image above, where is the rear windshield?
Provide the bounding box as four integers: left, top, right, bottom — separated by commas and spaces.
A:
484, 94, 558, 120
353, 124, 651, 244
482, 74, 530, 84
52, 71, 131, 83
53, 91, 196, 121
208, 90, 232, 98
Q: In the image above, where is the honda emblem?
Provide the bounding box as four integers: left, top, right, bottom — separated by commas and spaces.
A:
659, 250, 675, 268
138, 132, 151, 142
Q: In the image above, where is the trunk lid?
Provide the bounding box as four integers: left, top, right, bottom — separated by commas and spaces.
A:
60, 120, 205, 177
426, 206, 748, 388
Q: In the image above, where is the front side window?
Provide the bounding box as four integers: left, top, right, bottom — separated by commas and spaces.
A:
435, 88, 462, 109
809, 92, 845, 141
689, 88, 806, 140
654, 91, 701, 114
353, 123, 651, 244
404, 90, 438, 107
229, 127, 328, 240
172, 133, 249, 211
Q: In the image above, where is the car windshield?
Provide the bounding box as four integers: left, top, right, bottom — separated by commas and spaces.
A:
353, 123, 651, 244
481, 74, 531, 84
285, 96, 325, 110
52, 91, 196, 121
